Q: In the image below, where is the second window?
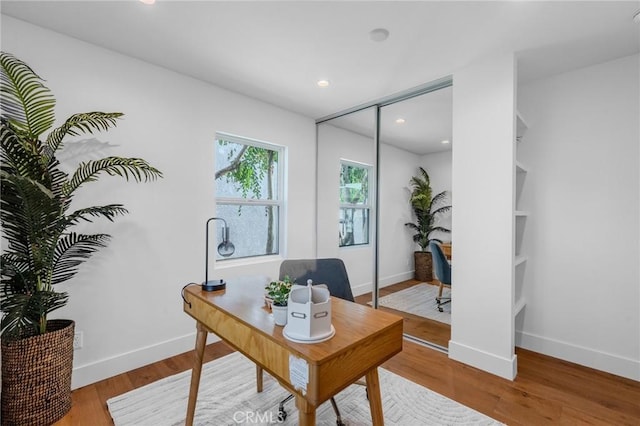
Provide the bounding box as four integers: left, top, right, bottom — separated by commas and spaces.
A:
339, 160, 371, 247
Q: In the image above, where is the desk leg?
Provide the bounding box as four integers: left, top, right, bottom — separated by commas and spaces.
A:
185, 322, 208, 426
366, 368, 384, 425
295, 395, 316, 426
256, 365, 263, 393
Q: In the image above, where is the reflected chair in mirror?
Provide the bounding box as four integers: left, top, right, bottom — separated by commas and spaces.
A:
429, 241, 451, 312
258, 258, 360, 425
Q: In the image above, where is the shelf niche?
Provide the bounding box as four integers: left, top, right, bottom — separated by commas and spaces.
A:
514, 111, 529, 322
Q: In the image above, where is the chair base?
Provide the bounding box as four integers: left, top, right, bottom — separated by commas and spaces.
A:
278, 394, 345, 426
276, 378, 367, 425
436, 296, 451, 312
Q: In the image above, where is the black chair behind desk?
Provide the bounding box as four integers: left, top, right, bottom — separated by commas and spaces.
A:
269, 258, 358, 425
279, 258, 355, 302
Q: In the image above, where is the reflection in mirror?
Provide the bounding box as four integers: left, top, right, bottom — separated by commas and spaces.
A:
316, 107, 376, 299
315, 82, 452, 350
378, 86, 453, 349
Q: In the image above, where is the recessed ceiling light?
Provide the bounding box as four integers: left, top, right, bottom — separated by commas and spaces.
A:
370, 28, 390, 42
395, 118, 406, 124
317, 80, 330, 88
441, 140, 450, 144
140, 0, 156, 4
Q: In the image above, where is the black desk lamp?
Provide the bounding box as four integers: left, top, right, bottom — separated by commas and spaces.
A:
203, 217, 235, 291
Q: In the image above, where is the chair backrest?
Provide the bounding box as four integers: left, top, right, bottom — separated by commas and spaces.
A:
429, 241, 451, 285
279, 258, 355, 302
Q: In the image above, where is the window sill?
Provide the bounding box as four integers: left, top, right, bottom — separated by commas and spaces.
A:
215, 254, 283, 269
339, 243, 372, 250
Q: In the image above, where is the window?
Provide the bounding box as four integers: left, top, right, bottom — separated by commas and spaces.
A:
339, 160, 371, 247
215, 133, 284, 260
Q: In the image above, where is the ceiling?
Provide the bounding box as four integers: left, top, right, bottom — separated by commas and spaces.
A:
326, 85, 454, 155
2, 1, 639, 154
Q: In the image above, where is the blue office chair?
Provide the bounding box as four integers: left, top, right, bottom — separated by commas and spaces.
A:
429, 241, 451, 312
260, 258, 358, 425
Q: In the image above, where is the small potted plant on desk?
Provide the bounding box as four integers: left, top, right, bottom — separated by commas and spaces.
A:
265, 277, 293, 326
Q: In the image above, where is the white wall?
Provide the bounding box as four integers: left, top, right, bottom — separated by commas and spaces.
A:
517, 54, 640, 380
421, 150, 453, 194
379, 144, 421, 287
316, 124, 427, 294
1, 16, 317, 388
450, 53, 518, 380
316, 122, 375, 295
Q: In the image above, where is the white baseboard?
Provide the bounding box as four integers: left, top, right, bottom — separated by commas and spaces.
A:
516, 329, 640, 381
379, 271, 414, 288
351, 271, 415, 297
351, 281, 372, 297
71, 333, 221, 389
448, 340, 517, 380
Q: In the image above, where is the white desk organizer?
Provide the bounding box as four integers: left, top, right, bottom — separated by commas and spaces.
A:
283, 280, 334, 343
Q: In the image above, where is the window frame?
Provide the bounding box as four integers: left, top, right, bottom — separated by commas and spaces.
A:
339, 159, 372, 248
214, 132, 286, 261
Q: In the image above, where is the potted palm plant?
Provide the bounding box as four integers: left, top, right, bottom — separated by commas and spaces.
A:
405, 167, 451, 281
0, 52, 162, 425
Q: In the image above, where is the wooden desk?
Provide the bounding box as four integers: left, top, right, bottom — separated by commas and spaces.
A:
441, 242, 452, 260
182, 279, 403, 426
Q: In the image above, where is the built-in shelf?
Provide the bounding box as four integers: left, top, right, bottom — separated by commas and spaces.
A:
516, 161, 529, 174
516, 110, 529, 142
514, 255, 528, 267
514, 109, 529, 339
515, 161, 528, 211
514, 297, 526, 317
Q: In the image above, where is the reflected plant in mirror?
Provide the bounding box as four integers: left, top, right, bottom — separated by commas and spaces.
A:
405, 167, 451, 281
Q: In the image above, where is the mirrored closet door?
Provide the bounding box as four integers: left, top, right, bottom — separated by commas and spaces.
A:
377, 86, 453, 349
316, 107, 377, 298
316, 79, 452, 349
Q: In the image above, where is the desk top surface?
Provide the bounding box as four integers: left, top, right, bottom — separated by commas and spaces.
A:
183, 278, 403, 363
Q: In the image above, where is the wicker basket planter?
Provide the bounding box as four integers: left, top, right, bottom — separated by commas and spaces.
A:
414, 251, 433, 282
1, 320, 75, 426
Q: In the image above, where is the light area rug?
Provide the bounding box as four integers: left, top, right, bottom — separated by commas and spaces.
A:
376, 284, 451, 325
107, 351, 501, 426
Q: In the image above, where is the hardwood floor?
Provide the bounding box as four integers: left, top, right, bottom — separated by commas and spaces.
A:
53, 343, 236, 426
355, 279, 451, 348
54, 338, 639, 425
